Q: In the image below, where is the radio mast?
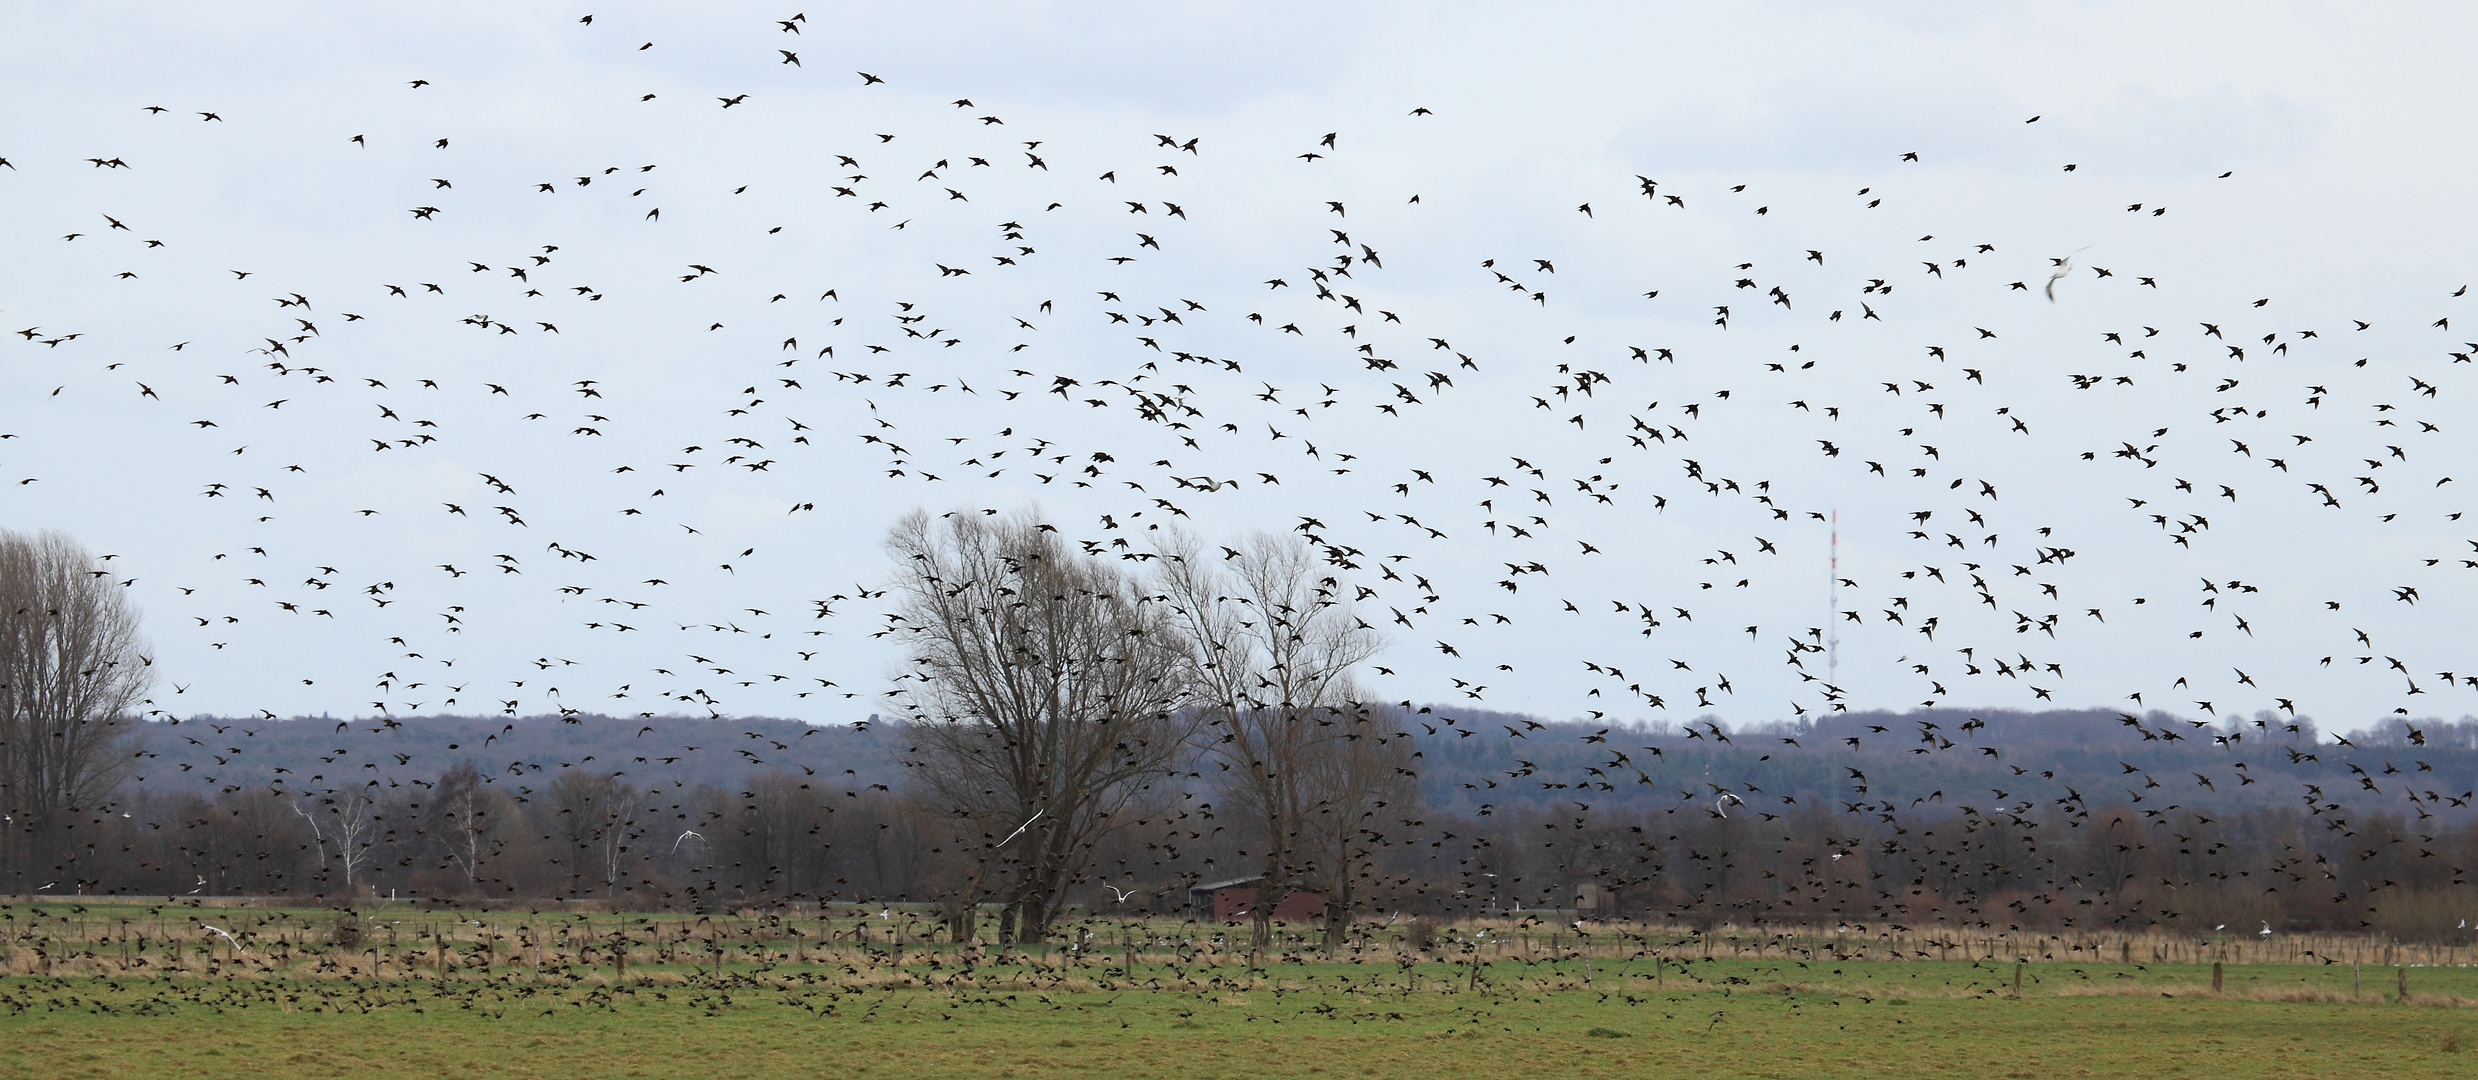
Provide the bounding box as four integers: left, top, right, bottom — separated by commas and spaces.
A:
1827, 510, 1840, 687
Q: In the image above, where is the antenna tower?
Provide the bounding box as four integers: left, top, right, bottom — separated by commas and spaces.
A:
1827, 509, 1840, 687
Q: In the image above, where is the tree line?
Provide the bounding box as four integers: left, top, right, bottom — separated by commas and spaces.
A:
24, 752, 2478, 945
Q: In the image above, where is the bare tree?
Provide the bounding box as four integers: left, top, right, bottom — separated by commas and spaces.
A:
427, 762, 512, 896
0, 529, 151, 892
885, 508, 1196, 944
294, 786, 379, 897
1154, 530, 1407, 958
847, 788, 928, 901
1289, 700, 1419, 943
593, 783, 642, 901
730, 770, 825, 897
547, 771, 638, 899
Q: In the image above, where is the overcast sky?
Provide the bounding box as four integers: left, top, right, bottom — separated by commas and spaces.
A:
3, 2, 2474, 732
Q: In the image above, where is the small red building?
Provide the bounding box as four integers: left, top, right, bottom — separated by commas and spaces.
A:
1189, 876, 1325, 922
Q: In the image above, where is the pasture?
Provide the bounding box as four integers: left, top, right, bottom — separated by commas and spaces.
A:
2, 900, 2472, 1079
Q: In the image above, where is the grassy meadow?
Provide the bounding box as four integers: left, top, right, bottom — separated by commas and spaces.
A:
2, 899, 2473, 1079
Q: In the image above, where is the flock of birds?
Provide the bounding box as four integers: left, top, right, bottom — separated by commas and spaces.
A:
4, 9, 2475, 926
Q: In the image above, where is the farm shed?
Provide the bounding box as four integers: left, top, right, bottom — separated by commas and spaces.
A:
1189, 877, 1326, 922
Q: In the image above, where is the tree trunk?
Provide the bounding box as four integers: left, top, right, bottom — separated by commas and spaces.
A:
947, 894, 978, 947
1251, 898, 1276, 965
1322, 881, 1354, 954
1017, 890, 1057, 944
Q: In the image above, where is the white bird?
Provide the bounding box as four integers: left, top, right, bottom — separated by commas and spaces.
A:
2044, 257, 2072, 302
201, 923, 247, 955
997, 808, 1045, 847
1103, 884, 1137, 904
670, 829, 705, 853
2260, 921, 2273, 937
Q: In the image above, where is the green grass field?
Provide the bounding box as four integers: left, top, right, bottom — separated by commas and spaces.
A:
5, 959, 2473, 1080
3, 900, 2474, 1079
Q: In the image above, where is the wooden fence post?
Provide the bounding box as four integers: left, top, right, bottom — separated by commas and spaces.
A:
2211, 962, 2222, 993
2013, 960, 2023, 996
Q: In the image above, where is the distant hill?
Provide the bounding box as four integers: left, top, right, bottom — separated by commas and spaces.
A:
126, 705, 2477, 819
132, 712, 907, 797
